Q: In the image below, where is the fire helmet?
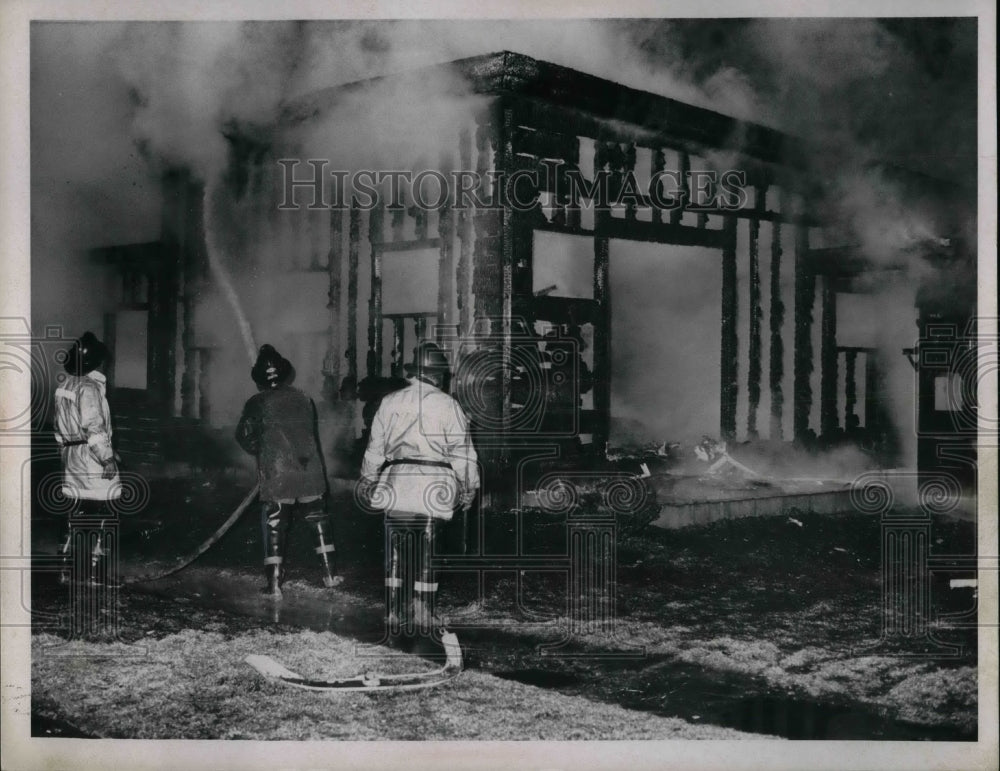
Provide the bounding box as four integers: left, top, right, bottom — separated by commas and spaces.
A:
63, 332, 108, 376
404, 341, 450, 378
251, 344, 294, 390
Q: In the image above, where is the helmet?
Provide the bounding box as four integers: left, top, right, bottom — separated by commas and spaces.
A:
404, 341, 450, 378
251, 344, 294, 389
63, 331, 108, 376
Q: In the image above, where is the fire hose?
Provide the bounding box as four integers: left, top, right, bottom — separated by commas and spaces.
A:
125, 483, 260, 584
245, 631, 463, 691
121, 478, 465, 688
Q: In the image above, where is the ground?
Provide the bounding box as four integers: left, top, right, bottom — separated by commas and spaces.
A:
28, 468, 979, 741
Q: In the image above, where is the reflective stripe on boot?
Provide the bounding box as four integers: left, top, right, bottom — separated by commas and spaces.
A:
262, 557, 283, 598
314, 521, 342, 588
59, 530, 72, 584
261, 502, 287, 599
412, 590, 438, 633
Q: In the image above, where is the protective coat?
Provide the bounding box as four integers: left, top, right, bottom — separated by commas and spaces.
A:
236, 385, 327, 503
361, 379, 479, 520
54, 370, 120, 501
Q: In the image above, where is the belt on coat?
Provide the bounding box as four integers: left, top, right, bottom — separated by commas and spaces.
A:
380, 458, 453, 471
58, 439, 89, 447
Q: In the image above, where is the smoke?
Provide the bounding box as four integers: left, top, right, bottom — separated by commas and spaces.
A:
31, 19, 976, 468
113, 22, 307, 178
609, 18, 976, 471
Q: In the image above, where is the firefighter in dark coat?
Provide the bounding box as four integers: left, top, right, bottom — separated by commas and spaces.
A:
236, 344, 341, 597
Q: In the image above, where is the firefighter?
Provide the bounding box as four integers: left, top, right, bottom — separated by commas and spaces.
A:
236, 344, 341, 598
359, 341, 479, 636
53, 331, 120, 585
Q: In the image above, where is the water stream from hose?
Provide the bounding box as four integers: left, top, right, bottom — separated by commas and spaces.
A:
203, 179, 257, 365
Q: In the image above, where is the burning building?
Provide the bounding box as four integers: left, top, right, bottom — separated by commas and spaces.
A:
67, 50, 975, 507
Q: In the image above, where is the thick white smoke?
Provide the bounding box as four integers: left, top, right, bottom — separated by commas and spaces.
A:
31, 19, 976, 467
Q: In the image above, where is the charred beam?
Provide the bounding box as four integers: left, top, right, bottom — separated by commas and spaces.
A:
507, 95, 792, 193
747, 209, 762, 439
793, 223, 814, 441
820, 276, 839, 436
165, 171, 206, 420
623, 143, 637, 223
565, 161, 582, 230
865, 353, 877, 433
553, 156, 578, 227
844, 349, 858, 427
323, 207, 343, 401
511, 125, 581, 162
596, 217, 727, 248
531, 296, 599, 325
670, 151, 690, 226
180, 342, 198, 418
697, 182, 711, 229
512, 218, 535, 301
198, 349, 212, 423
680, 205, 819, 226
593, 212, 612, 452
102, 312, 116, 392
437, 153, 456, 342
768, 216, 785, 440
500, 106, 516, 442
148, 267, 176, 414
472, 113, 502, 325
651, 147, 665, 224
367, 203, 385, 378
457, 128, 474, 337
720, 216, 738, 441
391, 317, 405, 378
346, 205, 361, 384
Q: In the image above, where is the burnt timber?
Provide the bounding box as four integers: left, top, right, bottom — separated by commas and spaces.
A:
96, 50, 971, 490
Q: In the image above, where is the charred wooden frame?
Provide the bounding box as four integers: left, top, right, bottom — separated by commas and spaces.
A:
347, 205, 361, 385
720, 216, 739, 441
793, 224, 814, 441
324, 207, 344, 400
367, 203, 385, 379
130, 52, 885, 479
285, 53, 833, 471
768, 214, 785, 440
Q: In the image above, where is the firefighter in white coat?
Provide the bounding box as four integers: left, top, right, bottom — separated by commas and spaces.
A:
360, 341, 479, 635
53, 331, 120, 583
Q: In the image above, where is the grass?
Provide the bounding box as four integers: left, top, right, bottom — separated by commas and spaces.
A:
30, 473, 980, 739
31, 623, 750, 740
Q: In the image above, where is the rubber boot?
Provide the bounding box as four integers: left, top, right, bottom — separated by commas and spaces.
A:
262, 556, 284, 598
88, 521, 122, 589
412, 586, 438, 635
313, 520, 342, 588
90, 523, 106, 586
58, 527, 72, 585
412, 520, 439, 636
385, 530, 405, 635
261, 507, 286, 599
